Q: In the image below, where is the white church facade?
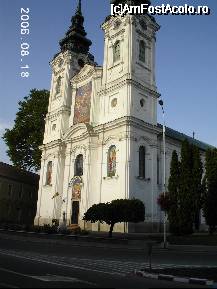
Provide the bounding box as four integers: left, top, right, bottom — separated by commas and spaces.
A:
35, 0, 210, 233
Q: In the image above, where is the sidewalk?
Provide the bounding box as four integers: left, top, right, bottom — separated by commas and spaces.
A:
0, 228, 217, 253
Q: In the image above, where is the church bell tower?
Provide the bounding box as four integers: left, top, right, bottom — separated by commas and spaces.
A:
35, 0, 95, 226
100, 0, 160, 125
43, 0, 95, 145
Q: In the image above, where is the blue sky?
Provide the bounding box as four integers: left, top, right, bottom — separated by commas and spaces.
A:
0, 0, 217, 164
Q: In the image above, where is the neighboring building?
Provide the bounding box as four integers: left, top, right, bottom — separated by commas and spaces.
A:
0, 162, 39, 225
35, 0, 212, 232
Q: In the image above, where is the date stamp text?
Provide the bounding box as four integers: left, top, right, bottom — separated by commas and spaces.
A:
20, 8, 30, 78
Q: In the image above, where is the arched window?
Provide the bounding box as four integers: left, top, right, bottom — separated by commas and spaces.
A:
139, 146, 146, 178
107, 145, 116, 177
74, 154, 83, 176
139, 40, 146, 63
56, 76, 61, 95
46, 161, 52, 185
113, 41, 120, 63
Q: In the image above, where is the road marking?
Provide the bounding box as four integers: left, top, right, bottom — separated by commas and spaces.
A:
0, 249, 142, 274
0, 248, 216, 276
31, 275, 96, 286
0, 250, 125, 277
0, 268, 96, 286
31, 275, 81, 282
142, 263, 217, 269
1, 247, 216, 284
0, 267, 30, 278
0, 283, 18, 288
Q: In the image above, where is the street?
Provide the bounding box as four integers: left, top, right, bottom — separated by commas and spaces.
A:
0, 232, 215, 288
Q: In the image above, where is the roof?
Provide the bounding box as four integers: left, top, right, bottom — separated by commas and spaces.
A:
0, 162, 40, 186
157, 124, 215, 151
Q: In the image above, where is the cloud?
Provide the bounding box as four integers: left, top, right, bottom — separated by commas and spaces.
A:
0, 121, 12, 136
0, 121, 12, 163
0, 139, 10, 163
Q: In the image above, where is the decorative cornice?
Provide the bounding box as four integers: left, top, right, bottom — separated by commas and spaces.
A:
97, 74, 159, 98
45, 106, 71, 121
40, 139, 66, 158
71, 144, 87, 159
103, 135, 120, 145
71, 64, 96, 85
109, 28, 126, 40
63, 123, 97, 143
136, 28, 152, 42
97, 75, 128, 96
137, 135, 154, 146
51, 51, 72, 67
53, 68, 65, 76
127, 79, 160, 98
94, 116, 160, 136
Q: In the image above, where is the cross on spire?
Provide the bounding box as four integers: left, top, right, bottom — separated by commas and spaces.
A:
59, 0, 92, 55
76, 0, 82, 16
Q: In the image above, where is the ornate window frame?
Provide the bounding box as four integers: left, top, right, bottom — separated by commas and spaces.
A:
46, 161, 53, 186
139, 40, 146, 63
107, 145, 117, 177
113, 40, 121, 63
56, 76, 62, 96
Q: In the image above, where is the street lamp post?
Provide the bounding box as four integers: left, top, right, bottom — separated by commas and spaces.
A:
159, 99, 167, 249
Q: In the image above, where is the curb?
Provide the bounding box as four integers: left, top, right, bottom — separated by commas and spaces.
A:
1, 229, 217, 253
134, 270, 214, 286
164, 244, 217, 253
0, 229, 129, 244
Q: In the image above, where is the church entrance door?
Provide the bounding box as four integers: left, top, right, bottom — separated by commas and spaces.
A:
71, 201, 79, 224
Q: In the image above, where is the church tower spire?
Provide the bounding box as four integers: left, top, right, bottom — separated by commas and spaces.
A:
59, 0, 92, 55
76, 0, 82, 15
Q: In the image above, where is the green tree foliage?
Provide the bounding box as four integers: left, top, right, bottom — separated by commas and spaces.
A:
179, 140, 195, 234
3, 89, 49, 171
192, 146, 203, 230
83, 199, 145, 238
167, 141, 203, 235
202, 149, 217, 234
167, 150, 180, 235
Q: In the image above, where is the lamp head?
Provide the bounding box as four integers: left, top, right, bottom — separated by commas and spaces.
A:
159, 100, 164, 106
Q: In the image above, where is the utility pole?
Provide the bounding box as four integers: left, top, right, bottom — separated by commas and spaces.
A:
159, 99, 167, 249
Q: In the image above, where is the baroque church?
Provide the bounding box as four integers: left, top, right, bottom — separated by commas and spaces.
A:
35, 0, 210, 232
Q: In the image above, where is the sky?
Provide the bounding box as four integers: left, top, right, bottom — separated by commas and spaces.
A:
0, 0, 217, 164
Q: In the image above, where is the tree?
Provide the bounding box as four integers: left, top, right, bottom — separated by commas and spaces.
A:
83, 199, 145, 238
166, 141, 203, 235
191, 146, 203, 230
178, 140, 195, 235
3, 89, 49, 171
202, 149, 217, 234
167, 150, 181, 235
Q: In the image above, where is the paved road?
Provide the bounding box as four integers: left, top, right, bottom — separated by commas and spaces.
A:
1, 232, 217, 267
0, 232, 215, 288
